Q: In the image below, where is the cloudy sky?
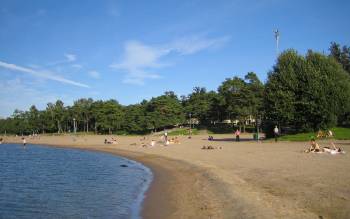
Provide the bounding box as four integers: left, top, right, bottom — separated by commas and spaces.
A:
1, 0, 349, 117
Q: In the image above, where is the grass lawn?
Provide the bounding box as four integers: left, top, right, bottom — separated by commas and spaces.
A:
167, 128, 199, 136
279, 127, 350, 141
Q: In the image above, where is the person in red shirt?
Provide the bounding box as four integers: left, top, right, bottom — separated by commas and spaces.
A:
235, 129, 241, 142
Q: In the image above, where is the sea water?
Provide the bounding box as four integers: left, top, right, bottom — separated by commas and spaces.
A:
0, 144, 152, 219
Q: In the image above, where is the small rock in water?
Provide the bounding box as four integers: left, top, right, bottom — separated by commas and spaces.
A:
120, 164, 128, 167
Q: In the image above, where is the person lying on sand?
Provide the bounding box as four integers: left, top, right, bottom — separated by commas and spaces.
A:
208, 136, 214, 141
201, 145, 222, 150
304, 138, 322, 153
111, 137, 118, 143
168, 137, 180, 144
323, 142, 345, 154
104, 138, 117, 144
104, 139, 112, 144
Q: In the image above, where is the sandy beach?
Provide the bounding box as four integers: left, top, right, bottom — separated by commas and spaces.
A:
3, 134, 350, 219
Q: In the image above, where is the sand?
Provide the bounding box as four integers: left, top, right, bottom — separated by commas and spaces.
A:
3, 133, 350, 219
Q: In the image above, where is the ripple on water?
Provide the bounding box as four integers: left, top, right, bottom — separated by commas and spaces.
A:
0, 144, 153, 219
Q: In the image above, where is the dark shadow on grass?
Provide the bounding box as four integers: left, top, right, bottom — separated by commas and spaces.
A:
208, 138, 257, 142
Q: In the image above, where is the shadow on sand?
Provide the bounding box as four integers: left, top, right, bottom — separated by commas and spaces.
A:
207, 138, 258, 142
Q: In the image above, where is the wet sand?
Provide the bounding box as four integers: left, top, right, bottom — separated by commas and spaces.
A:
4, 134, 350, 219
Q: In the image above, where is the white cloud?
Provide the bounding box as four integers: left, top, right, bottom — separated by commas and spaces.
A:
64, 53, 76, 62
0, 60, 89, 88
110, 35, 230, 85
72, 64, 83, 69
88, 70, 100, 79
169, 35, 230, 55
47, 53, 77, 67
0, 78, 57, 117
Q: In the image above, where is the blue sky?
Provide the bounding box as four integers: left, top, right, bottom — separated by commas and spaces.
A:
1, 0, 350, 117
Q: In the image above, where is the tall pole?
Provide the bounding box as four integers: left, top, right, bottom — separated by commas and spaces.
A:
73, 118, 76, 134
274, 29, 280, 58
189, 113, 192, 137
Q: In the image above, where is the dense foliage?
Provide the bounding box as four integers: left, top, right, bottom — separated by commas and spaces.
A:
329, 42, 350, 75
1, 42, 350, 136
264, 49, 350, 136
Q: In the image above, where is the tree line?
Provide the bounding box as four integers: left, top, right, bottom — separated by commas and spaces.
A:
1, 42, 350, 136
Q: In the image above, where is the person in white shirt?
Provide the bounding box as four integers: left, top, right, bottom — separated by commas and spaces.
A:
273, 126, 279, 142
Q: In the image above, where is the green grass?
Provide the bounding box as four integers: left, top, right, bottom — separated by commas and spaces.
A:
279, 127, 350, 141
332, 127, 350, 140
167, 128, 199, 136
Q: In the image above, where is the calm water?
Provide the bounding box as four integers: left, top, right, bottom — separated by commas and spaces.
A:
0, 144, 152, 219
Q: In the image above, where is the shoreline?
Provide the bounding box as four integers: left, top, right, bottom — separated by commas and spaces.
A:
4, 139, 227, 218
3, 134, 350, 218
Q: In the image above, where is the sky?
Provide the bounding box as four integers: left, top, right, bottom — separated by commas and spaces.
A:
1, 0, 350, 117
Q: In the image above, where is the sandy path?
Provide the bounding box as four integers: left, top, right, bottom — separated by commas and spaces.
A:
3, 134, 350, 219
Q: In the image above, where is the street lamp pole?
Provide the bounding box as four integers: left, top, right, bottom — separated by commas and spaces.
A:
73, 118, 76, 134
189, 113, 192, 137
274, 29, 280, 58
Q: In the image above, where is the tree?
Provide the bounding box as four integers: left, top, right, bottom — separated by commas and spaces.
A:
122, 104, 148, 134
146, 92, 185, 131
72, 98, 93, 132
91, 100, 124, 134
244, 72, 264, 121
264, 49, 350, 135
329, 42, 350, 75
217, 72, 264, 131
183, 87, 218, 125
28, 105, 40, 134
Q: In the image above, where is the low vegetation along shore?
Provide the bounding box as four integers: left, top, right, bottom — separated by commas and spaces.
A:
3, 133, 350, 219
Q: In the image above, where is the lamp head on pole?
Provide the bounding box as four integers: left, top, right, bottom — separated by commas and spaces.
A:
274, 29, 280, 40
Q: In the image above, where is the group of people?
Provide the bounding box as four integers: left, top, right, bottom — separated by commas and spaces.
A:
136, 132, 181, 148
208, 136, 214, 141
201, 145, 222, 150
305, 138, 344, 154
104, 137, 118, 144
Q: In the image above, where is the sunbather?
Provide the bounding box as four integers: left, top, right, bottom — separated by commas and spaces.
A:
323, 142, 344, 154
304, 138, 322, 153
201, 145, 222, 150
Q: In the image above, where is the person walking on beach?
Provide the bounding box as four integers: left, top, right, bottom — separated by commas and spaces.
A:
274, 125, 279, 142
22, 137, 26, 146
235, 129, 241, 142
164, 131, 168, 142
